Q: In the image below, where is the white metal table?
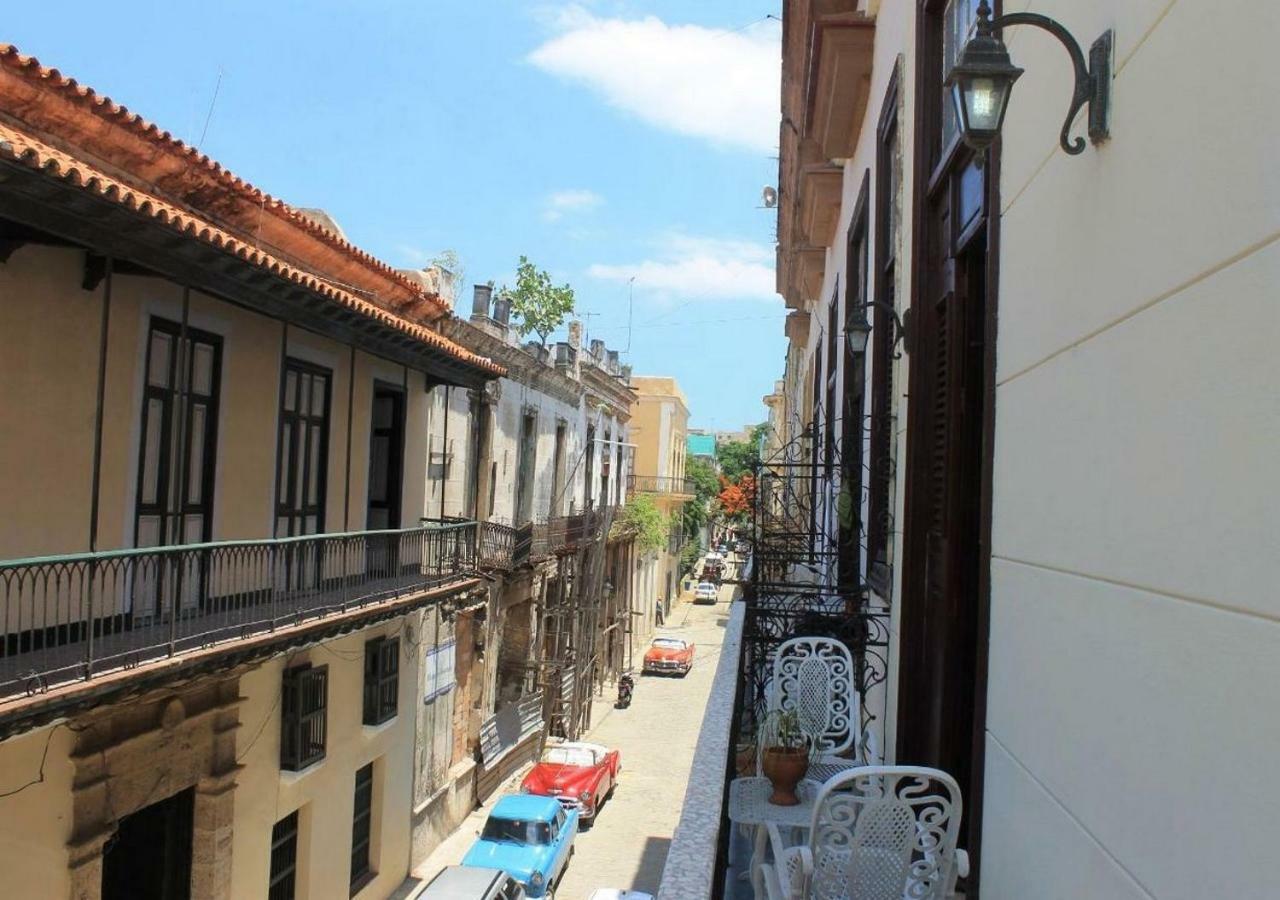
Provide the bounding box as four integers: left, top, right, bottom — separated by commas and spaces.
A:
727, 776, 817, 897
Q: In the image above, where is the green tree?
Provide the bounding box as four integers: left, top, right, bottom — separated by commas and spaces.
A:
504, 255, 575, 347
611, 494, 669, 554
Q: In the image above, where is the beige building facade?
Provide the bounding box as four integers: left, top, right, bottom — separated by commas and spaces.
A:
628, 376, 694, 609
767, 1, 1277, 896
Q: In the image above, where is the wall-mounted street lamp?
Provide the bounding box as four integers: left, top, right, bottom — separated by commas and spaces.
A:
946, 0, 1112, 155
845, 301, 909, 357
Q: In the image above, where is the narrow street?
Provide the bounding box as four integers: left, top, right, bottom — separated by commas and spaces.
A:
411, 567, 737, 899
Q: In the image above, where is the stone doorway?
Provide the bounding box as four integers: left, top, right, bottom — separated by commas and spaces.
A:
101, 786, 194, 900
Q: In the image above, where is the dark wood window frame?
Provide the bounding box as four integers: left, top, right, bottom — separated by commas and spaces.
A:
867, 67, 902, 597
134, 316, 223, 550
268, 809, 300, 900
281, 663, 328, 771
275, 358, 332, 538
362, 636, 400, 726
349, 761, 376, 894
839, 173, 871, 592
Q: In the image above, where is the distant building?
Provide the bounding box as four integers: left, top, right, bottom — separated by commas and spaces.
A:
686, 431, 716, 462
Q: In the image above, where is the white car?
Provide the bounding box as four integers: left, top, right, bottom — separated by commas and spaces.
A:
694, 582, 718, 604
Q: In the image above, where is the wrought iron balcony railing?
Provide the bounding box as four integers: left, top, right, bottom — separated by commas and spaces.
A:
628, 474, 696, 496
478, 521, 516, 570
0, 521, 477, 702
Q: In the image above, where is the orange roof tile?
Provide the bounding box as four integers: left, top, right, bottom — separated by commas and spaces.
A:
0, 42, 502, 377
0, 44, 441, 317
0, 120, 503, 376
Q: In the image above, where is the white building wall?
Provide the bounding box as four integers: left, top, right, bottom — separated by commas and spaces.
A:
982, 1, 1279, 897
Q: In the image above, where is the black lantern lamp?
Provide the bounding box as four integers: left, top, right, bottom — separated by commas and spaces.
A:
947, 0, 1112, 155
845, 301, 908, 357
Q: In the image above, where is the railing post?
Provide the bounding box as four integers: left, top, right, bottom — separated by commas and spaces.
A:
84, 559, 96, 681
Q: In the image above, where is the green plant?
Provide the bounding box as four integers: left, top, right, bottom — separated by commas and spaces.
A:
611, 494, 669, 554
762, 709, 810, 753
504, 255, 575, 347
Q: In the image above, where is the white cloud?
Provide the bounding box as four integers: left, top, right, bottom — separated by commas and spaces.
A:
588, 233, 776, 302
542, 188, 604, 222
528, 8, 780, 154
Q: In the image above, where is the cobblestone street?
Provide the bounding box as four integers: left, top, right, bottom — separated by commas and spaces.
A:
410, 574, 736, 899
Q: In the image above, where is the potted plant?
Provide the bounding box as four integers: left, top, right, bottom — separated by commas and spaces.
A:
760, 709, 810, 806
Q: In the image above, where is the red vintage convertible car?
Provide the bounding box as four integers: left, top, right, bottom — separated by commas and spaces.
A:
521, 742, 621, 823
642, 636, 695, 676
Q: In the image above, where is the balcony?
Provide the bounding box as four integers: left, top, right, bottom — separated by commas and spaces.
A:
628, 474, 696, 499
0, 521, 478, 714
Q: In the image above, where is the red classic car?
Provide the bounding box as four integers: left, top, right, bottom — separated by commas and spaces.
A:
521, 742, 621, 822
642, 636, 695, 676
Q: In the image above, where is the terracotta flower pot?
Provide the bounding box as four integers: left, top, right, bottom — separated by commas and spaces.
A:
761, 745, 809, 806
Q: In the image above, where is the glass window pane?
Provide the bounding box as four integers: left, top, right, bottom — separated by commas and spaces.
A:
191, 342, 214, 395
277, 515, 291, 538
278, 424, 292, 505
299, 374, 311, 416
184, 513, 204, 544
307, 424, 322, 505
141, 399, 164, 505
294, 426, 306, 513
148, 331, 172, 388
369, 436, 389, 501
187, 404, 206, 504
312, 375, 327, 419
373, 396, 392, 429
305, 515, 318, 535
137, 515, 162, 548
284, 370, 297, 412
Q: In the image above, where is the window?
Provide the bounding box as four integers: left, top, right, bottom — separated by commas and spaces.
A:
423, 641, 456, 702
135, 317, 222, 550
941, 0, 982, 152
349, 762, 375, 893
868, 70, 903, 595
363, 637, 400, 726
268, 811, 299, 900
514, 411, 537, 524
281, 664, 328, 771
275, 359, 330, 537
839, 174, 871, 590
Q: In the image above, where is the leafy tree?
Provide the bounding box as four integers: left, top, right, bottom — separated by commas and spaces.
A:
680, 456, 721, 549
504, 255, 575, 347
717, 440, 758, 482
429, 249, 464, 307
611, 494, 669, 554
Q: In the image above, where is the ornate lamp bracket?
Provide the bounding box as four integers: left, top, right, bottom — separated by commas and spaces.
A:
982, 1, 1113, 155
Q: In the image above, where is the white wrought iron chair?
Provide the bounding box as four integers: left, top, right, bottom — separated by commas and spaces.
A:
759, 766, 968, 900
769, 636, 866, 780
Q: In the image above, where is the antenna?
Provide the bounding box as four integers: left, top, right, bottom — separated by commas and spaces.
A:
624, 276, 635, 353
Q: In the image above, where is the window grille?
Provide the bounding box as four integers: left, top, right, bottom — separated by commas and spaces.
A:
281, 664, 328, 771
363, 637, 400, 726
268, 810, 299, 900
349, 762, 375, 893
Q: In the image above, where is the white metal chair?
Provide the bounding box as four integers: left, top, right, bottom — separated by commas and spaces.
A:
759, 766, 968, 900
769, 636, 865, 778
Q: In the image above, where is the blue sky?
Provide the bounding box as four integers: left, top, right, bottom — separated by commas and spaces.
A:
7, 1, 786, 430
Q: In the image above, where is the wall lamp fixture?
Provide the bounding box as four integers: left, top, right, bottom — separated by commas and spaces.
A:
945, 0, 1112, 155
845, 301, 908, 357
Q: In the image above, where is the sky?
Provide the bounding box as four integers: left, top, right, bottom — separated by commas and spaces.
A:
6, 1, 787, 431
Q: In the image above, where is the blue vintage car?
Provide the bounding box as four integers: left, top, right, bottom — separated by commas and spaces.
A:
462, 794, 578, 898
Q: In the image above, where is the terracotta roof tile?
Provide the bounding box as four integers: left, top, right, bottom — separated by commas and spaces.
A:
0, 43, 448, 320
0, 121, 504, 376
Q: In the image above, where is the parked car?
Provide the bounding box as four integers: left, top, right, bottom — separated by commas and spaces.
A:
521, 741, 621, 823
694, 581, 718, 604
410, 865, 526, 899
642, 636, 695, 676
462, 795, 578, 898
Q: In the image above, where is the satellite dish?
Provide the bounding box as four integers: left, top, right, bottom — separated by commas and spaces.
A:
761, 186, 778, 208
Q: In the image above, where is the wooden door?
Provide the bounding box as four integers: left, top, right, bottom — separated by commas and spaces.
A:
898, 0, 997, 882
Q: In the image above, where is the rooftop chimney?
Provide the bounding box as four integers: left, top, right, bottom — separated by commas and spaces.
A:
590, 339, 605, 361
492, 295, 512, 327
606, 349, 619, 373
472, 284, 493, 318
567, 320, 583, 380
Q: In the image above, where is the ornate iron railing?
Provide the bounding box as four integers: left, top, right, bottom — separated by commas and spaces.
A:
478, 521, 516, 569
0, 521, 477, 701
628, 474, 696, 496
